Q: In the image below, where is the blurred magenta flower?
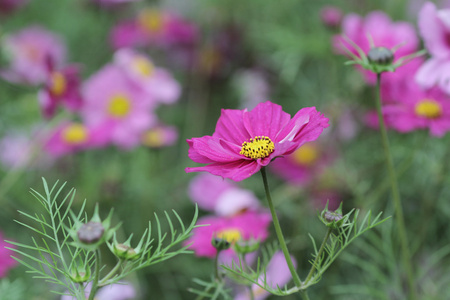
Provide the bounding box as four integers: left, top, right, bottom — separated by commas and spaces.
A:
81, 65, 156, 149
61, 282, 136, 300
44, 122, 109, 157
333, 11, 419, 84
320, 6, 342, 29
110, 9, 198, 49
415, 2, 450, 94
186, 211, 271, 258
234, 251, 296, 300
0, 0, 27, 13
38, 64, 83, 119
141, 124, 178, 148
0, 232, 18, 277
0, 26, 66, 85
186, 101, 329, 181
188, 173, 261, 216
114, 49, 181, 104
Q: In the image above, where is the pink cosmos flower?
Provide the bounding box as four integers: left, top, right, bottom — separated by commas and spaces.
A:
141, 124, 178, 148
415, 2, 450, 94
44, 121, 110, 157
0, 133, 33, 169
333, 11, 419, 84
0, 26, 66, 85
38, 64, 83, 119
185, 101, 329, 181
81, 64, 156, 149
61, 282, 136, 300
186, 211, 271, 259
234, 251, 296, 300
114, 49, 181, 104
320, 6, 342, 29
383, 86, 450, 137
0, 232, 18, 277
188, 173, 261, 216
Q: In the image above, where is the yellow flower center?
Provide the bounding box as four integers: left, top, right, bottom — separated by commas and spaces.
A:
108, 94, 131, 118
61, 124, 88, 144
50, 72, 67, 96
240, 136, 275, 159
142, 128, 164, 147
415, 99, 442, 119
291, 143, 318, 166
131, 56, 154, 77
216, 229, 242, 244
138, 9, 164, 33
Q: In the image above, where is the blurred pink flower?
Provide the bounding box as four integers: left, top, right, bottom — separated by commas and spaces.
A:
61, 282, 136, 300
0, 232, 18, 277
185, 211, 271, 258
44, 122, 110, 157
0, 26, 66, 85
333, 11, 419, 84
0, 133, 33, 169
110, 9, 198, 49
0, 0, 27, 13
186, 101, 329, 181
234, 251, 296, 300
188, 173, 260, 216
141, 124, 178, 148
415, 2, 450, 94
38, 64, 83, 119
91, 0, 141, 5
81, 65, 156, 149
114, 49, 181, 104
320, 6, 342, 29
233, 69, 270, 110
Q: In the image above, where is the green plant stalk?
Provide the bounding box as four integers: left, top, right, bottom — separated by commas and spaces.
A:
375, 73, 416, 300
260, 168, 304, 292
88, 250, 101, 300
99, 259, 124, 286
304, 227, 332, 284
214, 250, 222, 281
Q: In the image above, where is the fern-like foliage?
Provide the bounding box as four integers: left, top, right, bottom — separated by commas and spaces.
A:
222, 209, 390, 296
188, 276, 233, 300
7, 178, 199, 299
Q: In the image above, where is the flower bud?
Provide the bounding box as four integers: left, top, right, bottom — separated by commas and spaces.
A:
70, 267, 90, 283
113, 243, 140, 261
234, 239, 260, 254
319, 202, 345, 229
77, 221, 104, 244
368, 47, 394, 66
211, 237, 231, 251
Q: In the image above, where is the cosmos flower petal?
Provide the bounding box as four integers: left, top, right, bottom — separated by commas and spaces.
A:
418, 2, 450, 58
213, 108, 250, 144
186, 159, 261, 182
242, 101, 291, 138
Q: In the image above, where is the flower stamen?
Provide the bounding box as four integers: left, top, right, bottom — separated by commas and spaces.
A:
240, 136, 275, 159
415, 99, 442, 119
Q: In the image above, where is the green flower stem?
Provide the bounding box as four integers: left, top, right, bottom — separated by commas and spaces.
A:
88, 250, 101, 300
304, 227, 332, 284
99, 259, 124, 286
375, 73, 416, 300
260, 168, 302, 288
214, 250, 222, 281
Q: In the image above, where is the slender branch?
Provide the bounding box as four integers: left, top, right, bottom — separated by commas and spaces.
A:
374, 73, 416, 300
304, 227, 332, 284
88, 250, 101, 300
99, 259, 123, 286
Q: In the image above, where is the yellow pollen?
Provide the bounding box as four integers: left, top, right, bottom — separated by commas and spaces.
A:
142, 128, 164, 147
108, 94, 131, 118
216, 229, 242, 244
240, 136, 275, 159
138, 9, 164, 33
50, 72, 67, 96
62, 124, 88, 144
131, 56, 154, 77
291, 143, 318, 166
415, 99, 442, 119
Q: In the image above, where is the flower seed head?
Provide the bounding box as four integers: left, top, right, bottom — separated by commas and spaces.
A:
368, 47, 394, 66
77, 221, 104, 244
211, 237, 231, 251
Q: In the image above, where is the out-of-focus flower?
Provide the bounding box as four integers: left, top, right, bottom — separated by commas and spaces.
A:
0, 133, 33, 169
0, 232, 18, 277
81, 65, 156, 149
188, 173, 260, 216
333, 11, 419, 84
186, 101, 329, 181
114, 49, 180, 104
415, 2, 450, 95
44, 122, 110, 157
38, 64, 83, 119
110, 9, 198, 49
61, 282, 136, 300
141, 124, 178, 148
320, 6, 343, 29
0, 0, 27, 13
185, 211, 271, 258
233, 69, 270, 110
234, 251, 296, 300
91, 0, 141, 5
0, 26, 66, 85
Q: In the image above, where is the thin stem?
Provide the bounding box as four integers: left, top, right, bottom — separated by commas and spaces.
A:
375, 73, 416, 300
260, 168, 302, 287
304, 227, 332, 284
88, 250, 101, 300
214, 250, 222, 281
98, 259, 123, 286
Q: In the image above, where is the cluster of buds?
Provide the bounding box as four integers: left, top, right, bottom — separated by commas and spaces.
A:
319, 202, 346, 230
211, 235, 260, 255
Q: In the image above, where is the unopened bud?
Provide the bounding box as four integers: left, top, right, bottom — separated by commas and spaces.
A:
114, 243, 140, 261
77, 221, 104, 244
368, 47, 394, 66
211, 237, 231, 251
